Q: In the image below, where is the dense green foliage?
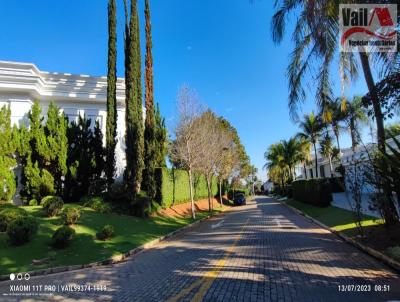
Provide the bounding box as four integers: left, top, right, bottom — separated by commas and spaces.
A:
292, 179, 332, 207
6, 215, 38, 245
64, 116, 105, 202
154, 103, 167, 167
16, 102, 67, 201
0, 105, 17, 202
124, 0, 144, 195
96, 224, 114, 240
81, 196, 112, 213
157, 168, 218, 208
106, 0, 118, 189
142, 0, 157, 202
51, 225, 75, 248
0, 204, 27, 232
42, 196, 64, 217
61, 206, 82, 225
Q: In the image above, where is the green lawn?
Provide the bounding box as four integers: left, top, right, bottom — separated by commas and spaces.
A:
0, 204, 222, 275
285, 199, 383, 236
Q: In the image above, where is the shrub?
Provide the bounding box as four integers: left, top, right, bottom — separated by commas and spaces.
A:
329, 177, 345, 193
292, 179, 332, 207
6, 216, 38, 245
81, 196, 111, 213
0, 205, 27, 232
96, 224, 114, 240
61, 206, 81, 225
51, 226, 75, 248
23, 162, 55, 201
28, 199, 38, 206
42, 196, 64, 217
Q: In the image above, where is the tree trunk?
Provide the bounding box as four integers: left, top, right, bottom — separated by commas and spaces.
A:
206, 177, 212, 212
328, 156, 333, 178
334, 127, 341, 153
359, 52, 385, 152
188, 167, 195, 219
313, 143, 319, 178
303, 162, 307, 179
350, 118, 357, 151
219, 179, 223, 205
359, 51, 399, 225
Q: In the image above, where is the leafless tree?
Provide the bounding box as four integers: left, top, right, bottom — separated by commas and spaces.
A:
169, 86, 204, 219
194, 111, 234, 211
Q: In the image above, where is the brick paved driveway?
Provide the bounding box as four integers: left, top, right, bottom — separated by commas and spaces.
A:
1, 196, 399, 302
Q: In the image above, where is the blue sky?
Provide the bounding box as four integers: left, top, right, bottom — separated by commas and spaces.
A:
0, 0, 375, 181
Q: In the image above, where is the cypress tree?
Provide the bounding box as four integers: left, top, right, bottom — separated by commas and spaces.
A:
154, 103, 167, 167
45, 102, 68, 194
105, 0, 117, 190
143, 0, 157, 199
124, 0, 144, 195
0, 105, 17, 201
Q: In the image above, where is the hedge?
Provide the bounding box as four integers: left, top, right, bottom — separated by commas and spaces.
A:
156, 168, 218, 208
292, 179, 332, 207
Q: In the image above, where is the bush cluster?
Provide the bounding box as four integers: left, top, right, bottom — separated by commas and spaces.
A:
51, 225, 75, 248
81, 196, 111, 213
28, 199, 38, 206
292, 179, 332, 207
329, 177, 346, 193
42, 196, 64, 217
96, 224, 114, 240
61, 206, 81, 225
0, 205, 28, 232
6, 216, 38, 245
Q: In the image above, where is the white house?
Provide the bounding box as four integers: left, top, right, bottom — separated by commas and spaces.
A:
0, 60, 136, 182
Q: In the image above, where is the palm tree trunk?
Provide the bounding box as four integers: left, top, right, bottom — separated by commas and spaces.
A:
350, 118, 357, 151
334, 126, 341, 153
359, 52, 385, 152
359, 51, 399, 226
328, 156, 333, 178
313, 143, 319, 178
303, 162, 307, 179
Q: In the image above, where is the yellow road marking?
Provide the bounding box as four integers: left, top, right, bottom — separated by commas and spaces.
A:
166, 218, 249, 302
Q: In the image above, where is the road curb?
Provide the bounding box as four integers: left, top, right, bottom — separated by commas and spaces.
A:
0, 210, 227, 282
279, 199, 400, 274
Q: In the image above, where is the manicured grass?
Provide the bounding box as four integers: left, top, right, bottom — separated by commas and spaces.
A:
285, 199, 383, 236
0, 204, 223, 275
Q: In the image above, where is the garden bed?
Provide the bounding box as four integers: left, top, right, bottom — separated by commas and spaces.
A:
0, 203, 224, 275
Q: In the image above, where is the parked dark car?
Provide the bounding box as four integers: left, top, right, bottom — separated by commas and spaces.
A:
233, 193, 246, 206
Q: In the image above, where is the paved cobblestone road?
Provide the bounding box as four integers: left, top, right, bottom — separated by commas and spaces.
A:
1, 196, 399, 302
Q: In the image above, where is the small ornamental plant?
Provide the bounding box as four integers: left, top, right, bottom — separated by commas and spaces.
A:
96, 224, 114, 241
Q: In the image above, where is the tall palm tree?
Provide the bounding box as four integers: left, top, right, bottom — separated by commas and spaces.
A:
282, 137, 303, 181
322, 97, 347, 153
319, 133, 334, 177
296, 112, 324, 178
344, 96, 368, 151
298, 138, 311, 179
264, 142, 287, 188
271, 0, 398, 153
